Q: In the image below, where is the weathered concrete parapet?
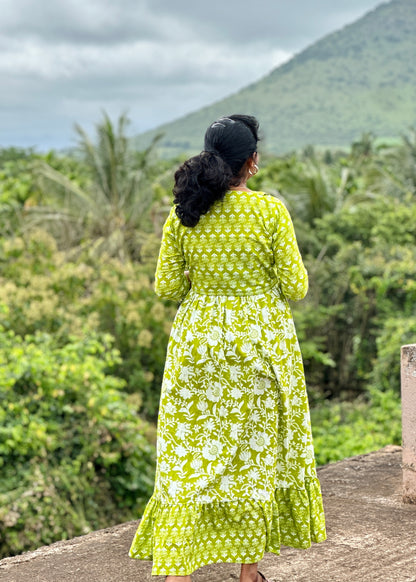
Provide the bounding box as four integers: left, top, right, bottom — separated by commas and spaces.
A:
1, 447, 415, 582
401, 343, 416, 503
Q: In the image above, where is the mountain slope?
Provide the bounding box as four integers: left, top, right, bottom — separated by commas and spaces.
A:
135, 0, 416, 155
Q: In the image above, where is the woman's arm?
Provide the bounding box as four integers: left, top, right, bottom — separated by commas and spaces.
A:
154, 207, 191, 302
272, 201, 308, 301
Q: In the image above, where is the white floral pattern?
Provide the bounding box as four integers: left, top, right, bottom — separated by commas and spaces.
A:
129, 190, 326, 576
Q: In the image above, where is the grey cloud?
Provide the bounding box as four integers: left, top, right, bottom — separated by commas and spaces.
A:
151, 0, 383, 50
1, 0, 383, 48
0, 0, 385, 149
0, 72, 242, 149
0, 0, 184, 44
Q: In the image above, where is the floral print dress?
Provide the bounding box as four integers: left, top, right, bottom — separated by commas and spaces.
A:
129, 190, 326, 576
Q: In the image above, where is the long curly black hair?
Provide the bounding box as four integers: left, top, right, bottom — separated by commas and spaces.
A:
173, 114, 260, 227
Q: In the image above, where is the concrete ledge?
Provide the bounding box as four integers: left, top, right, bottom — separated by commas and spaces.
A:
401, 344, 416, 503
1, 445, 415, 581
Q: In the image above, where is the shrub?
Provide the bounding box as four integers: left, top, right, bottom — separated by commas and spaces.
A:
311, 385, 402, 465
0, 322, 155, 558
0, 229, 177, 420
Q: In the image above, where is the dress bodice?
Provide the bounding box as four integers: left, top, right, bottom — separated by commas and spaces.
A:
155, 190, 308, 301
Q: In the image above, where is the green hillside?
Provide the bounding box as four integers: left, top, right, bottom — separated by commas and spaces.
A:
135, 0, 416, 155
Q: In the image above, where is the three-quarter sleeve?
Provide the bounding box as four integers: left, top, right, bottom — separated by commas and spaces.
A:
272, 201, 308, 301
154, 207, 191, 302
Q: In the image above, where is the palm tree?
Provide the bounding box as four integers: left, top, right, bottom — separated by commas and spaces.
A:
377, 128, 416, 199
273, 157, 337, 224
28, 112, 162, 261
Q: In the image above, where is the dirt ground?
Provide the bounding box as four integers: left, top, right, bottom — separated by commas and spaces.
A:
1, 445, 415, 582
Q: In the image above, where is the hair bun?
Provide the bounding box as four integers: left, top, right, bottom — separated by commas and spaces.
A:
203, 115, 258, 176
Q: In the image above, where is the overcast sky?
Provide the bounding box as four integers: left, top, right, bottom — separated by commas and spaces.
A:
1, 0, 385, 150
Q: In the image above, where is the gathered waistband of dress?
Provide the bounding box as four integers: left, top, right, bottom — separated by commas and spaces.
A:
187, 282, 279, 298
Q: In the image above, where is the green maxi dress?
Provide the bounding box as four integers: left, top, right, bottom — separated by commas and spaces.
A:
129, 189, 326, 576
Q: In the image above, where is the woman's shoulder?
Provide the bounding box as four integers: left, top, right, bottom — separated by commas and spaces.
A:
230, 189, 283, 203
223, 191, 290, 236
162, 205, 182, 236
225, 190, 290, 222
246, 190, 288, 214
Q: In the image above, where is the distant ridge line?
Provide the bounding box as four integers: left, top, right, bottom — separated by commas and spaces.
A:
134, 0, 416, 156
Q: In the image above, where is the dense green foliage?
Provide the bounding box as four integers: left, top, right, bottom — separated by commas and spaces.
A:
1, 116, 413, 557
0, 326, 155, 557
310, 386, 401, 465
134, 0, 416, 156
0, 229, 176, 419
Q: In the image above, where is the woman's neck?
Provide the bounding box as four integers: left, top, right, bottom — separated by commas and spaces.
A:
230, 181, 252, 192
